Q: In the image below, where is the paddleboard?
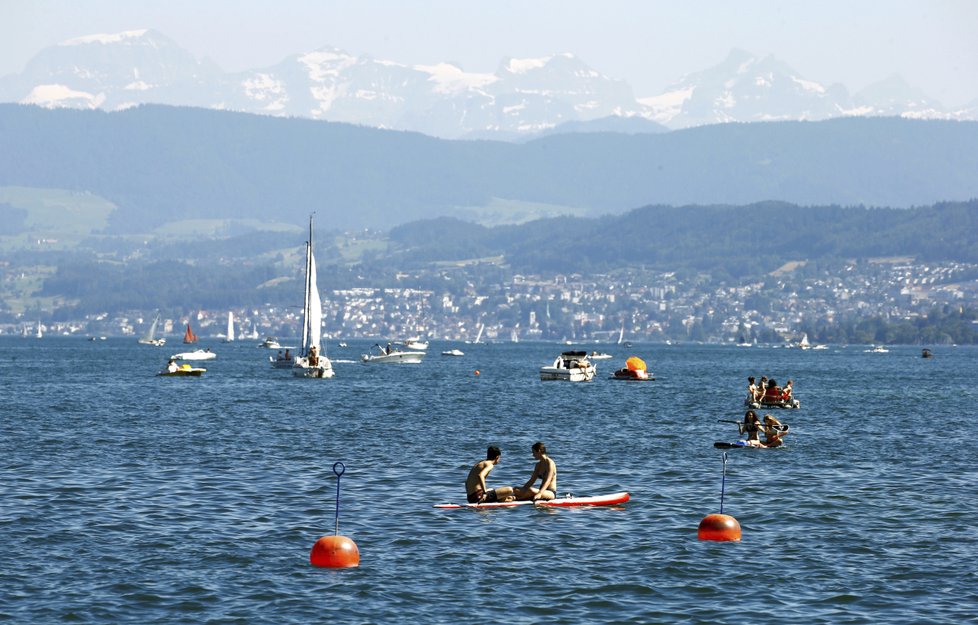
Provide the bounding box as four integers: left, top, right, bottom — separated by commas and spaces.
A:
434, 491, 630, 509
714, 441, 751, 449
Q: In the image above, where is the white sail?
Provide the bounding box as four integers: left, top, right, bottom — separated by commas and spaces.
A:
474, 323, 484, 344
293, 216, 333, 378
308, 250, 322, 352
226, 311, 235, 342
141, 315, 159, 342
617, 322, 625, 345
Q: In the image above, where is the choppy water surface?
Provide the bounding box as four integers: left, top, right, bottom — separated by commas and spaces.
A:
2, 338, 976, 624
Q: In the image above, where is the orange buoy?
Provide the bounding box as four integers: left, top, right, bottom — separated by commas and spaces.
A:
310, 535, 360, 568
698, 513, 742, 541
474, 370, 480, 376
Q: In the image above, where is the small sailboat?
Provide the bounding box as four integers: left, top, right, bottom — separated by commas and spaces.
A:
469, 323, 485, 344
138, 313, 166, 346
183, 323, 198, 344
35, 321, 43, 339
616, 322, 624, 346
224, 311, 235, 342
293, 216, 334, 379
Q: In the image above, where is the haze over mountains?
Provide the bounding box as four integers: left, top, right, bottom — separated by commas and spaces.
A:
1, 29, 976, 139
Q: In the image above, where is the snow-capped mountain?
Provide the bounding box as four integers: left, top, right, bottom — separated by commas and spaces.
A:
639, 48, 970, 128
0, 30, 972, 138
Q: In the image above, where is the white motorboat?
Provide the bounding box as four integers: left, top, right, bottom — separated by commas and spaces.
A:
137, 313, 166, 346
362, 343, 425, 364
540, 351, 596, 381
441, 348, 465, 357
171, 348, 216, 361
865, 345, 889, 353
399, 337, 429, 351
269, 348, 296, 369
589, 351, 613, 360
292, 216, 334, 379
259, 336, 281, 349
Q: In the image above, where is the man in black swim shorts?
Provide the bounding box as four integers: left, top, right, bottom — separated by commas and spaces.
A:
465, 446, 516, 503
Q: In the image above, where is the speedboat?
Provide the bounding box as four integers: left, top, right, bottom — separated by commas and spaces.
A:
259, 336, 281, 349
441, 349, 465, 357
400, 337, 429, 351
865, 345, 889, 353
171, 349, 216, 361
540, 351, 596, 382
589, 351, 613, 360
362, 344, 425, 364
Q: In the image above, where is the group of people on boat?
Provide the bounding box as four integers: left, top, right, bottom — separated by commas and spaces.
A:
465, 442, 557, 504
739, 410, 788, 448
746, 375, 797, 407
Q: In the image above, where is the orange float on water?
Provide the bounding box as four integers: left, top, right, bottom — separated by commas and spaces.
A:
310, 535, 360, 568
310, 461, 360, 568
474, 370, 480, 376
698, 513, 742, 541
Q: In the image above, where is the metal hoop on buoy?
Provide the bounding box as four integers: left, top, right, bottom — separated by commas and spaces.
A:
333, 461, 345, 535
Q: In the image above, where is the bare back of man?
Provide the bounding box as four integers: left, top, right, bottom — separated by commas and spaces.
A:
465, 448, 516, 504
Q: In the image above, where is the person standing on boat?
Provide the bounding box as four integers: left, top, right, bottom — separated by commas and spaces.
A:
166, 358, 178, 373
465, 446, 516, 504
308, 345, 319, 367
517, 442, 557, 501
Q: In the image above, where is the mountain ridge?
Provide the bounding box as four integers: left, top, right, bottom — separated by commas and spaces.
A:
2, 29, 976, 139
2, 104, 977, 234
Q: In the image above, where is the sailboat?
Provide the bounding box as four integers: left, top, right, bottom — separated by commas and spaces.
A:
35, 321, 43, 339
224, 312, 235, 342
138, 313, 166, 346
616, 322, 625, 345
183, 323, 198, 344
470, 323, 485, 344
293, 216, 334, 379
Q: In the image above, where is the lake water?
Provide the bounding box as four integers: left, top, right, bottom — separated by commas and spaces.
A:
2, 338, 976, 624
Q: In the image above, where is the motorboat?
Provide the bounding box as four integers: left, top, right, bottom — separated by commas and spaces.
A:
399, 337, 429, 351
269, 349, 296, 369
609, 356, 653, 381
362, 343, 425, 364
171, 349, 216, 361
589, 351, 613, 360
441, 348, 464, 357
540, 351, 596, 382
260, 336, 281, 349
865, 345, 889, 353
292, 216, 335, 379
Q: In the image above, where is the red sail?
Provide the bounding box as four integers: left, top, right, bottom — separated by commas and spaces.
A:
183, 323, 198, 344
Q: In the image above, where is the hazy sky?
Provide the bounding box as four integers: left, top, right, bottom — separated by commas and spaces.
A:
2, 0, 977, 106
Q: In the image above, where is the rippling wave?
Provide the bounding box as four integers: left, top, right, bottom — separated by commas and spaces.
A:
1, 339, 976, 623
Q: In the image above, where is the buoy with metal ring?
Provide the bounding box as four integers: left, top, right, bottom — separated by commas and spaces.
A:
310, 462, 360, 567
698, 452, 742, 542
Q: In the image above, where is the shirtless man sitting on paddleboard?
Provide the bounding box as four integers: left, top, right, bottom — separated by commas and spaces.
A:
516, 441, 557, 501
465, 446, 516, 504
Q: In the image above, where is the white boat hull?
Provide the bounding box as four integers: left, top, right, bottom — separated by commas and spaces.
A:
292, 357, 334, 378
540, 364, 596, 382
172, 350, 216, 361
362, 350, 425, 364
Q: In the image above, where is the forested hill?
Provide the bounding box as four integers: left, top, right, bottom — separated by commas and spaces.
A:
2, 104, 978, 233
389, 200, 978, 276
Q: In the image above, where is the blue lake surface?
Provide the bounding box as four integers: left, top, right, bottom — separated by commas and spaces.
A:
2, 337, 976, 624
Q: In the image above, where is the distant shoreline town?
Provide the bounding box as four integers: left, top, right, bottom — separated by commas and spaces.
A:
7, 257, 977, 346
